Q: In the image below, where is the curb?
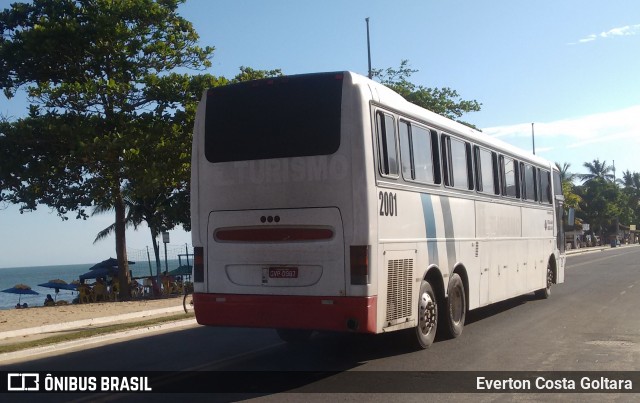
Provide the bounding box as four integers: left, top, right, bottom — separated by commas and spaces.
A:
566, 244, 638, 256
0, 305, 185, 340
566, 247, 607, 255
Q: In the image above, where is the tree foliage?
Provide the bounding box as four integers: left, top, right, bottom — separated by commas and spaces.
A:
91, 68, 282, 270
372, 60, 482, 128
0, 0, 214, 297
578, 158, 615, 183
555, 162, 581, 212
559, 160, 640, 242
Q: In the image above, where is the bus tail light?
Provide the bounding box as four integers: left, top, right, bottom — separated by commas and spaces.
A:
350, 245, 370, 285
194, 246, 204, 283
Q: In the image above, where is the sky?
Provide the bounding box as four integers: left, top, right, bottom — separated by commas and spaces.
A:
1, 0, 639, 267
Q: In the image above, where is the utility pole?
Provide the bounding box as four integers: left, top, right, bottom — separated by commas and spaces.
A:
613, 159, 616, 182
366, 17, 372, 79
531, 123, 536, 155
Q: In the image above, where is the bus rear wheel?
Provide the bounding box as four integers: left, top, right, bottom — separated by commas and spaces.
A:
535, 263, 553, 299
412, 280, 438, 349
441, 273, 466, 339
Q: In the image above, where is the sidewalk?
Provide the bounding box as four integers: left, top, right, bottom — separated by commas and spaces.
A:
0, 297, 197, 362
0, 304, 185, 341
565, 242, 638, 256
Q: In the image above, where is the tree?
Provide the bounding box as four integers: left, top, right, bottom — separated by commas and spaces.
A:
578, 159, 614, 183
232, 66, 283, 82
617, 170, 640, 229
0, 0, 213, 298
576, 179, 620, 237
92, 67, 283, 271
618, 170, 640, 190
0, 109, 94, 218
555, 162, 577, 183
372, 60, 482, 128
555, 162, 580, 212
92, 180, 185, 276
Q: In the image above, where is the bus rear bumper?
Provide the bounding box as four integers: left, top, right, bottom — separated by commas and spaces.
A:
193, 293, 377, 333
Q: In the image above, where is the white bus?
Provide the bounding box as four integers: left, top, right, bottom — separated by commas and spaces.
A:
190, 71, 566, 348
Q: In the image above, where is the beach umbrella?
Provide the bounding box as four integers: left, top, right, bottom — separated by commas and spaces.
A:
167, 265, 193, 283
1, 283, 39, 305
79, 266, 118, 281
37, 279, 74, 301
79, 267, 109, 281
168, 265, 192, 277
89, 257, 135, 271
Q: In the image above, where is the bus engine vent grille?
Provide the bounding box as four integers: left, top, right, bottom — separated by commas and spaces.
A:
386, 258, 413, 322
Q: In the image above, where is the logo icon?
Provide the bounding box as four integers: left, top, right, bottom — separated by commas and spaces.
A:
7, 373, 40, 391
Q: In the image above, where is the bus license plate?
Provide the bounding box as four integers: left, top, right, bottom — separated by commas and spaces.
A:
269, 267, 298, 279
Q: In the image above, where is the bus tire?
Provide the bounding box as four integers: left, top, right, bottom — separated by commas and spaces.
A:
276, 328, 313, 344
412, 280, 438, 349
442, 273, 466, 339
534, 263, 553, 299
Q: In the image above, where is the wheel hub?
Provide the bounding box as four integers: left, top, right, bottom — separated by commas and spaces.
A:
419, 292, 436, 334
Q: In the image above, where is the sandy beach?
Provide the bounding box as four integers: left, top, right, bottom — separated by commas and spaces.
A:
0, 297, 184, 334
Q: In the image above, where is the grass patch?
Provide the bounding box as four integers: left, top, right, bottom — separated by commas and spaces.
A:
0, 313, 195, 355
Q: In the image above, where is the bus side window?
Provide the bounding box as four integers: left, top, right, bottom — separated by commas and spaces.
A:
442, 135, 471, 190
475, 146, 497, 195
521, 163, 536, 201
501, 155, 520, 198
465, 142, 474, 191
552, 170, 562, 199
473, 146, 481, 191
431, 131, 442, 184
547, 171, 553, 203
411, 125, 436, 184
533, 166, 539, 202
536, 168, 542, 202
399, 121, 413, 180
376, 111, 399, 177
399, 120, 438, 185
540, 169, 552, 203
538, 169, 553, 204
441, 135, 451, 186
491, 151, 500, 195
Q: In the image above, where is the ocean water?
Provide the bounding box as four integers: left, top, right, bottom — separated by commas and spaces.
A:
0, 260, 187, 311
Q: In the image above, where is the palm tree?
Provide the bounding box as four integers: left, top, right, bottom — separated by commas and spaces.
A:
555, 162, 576, 183
578, 159, 614, 183
93, 184, 182, 277
617, 170, 640, 190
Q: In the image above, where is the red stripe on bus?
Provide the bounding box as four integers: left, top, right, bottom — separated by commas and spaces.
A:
193, 294, 377, 333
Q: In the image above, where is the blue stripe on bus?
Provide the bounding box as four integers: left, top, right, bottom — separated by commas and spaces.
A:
440, 197, 457, 273
420, 194, 439, 264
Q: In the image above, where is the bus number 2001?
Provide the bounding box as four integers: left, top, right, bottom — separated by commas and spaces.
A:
379, 191, 398, 216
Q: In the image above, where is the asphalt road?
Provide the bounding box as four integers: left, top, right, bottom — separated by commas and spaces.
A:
2, 246, 639, 401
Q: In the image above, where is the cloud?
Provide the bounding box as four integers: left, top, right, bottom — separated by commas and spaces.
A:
482, 105, 640, 150
482, 106, 640, 174
570, 24, 640, 45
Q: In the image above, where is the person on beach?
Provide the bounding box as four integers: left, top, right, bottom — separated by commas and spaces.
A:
93, 278, 108, 302
44, 294, 55, 306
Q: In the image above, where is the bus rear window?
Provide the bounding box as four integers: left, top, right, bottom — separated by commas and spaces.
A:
204, 73, 343, 163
